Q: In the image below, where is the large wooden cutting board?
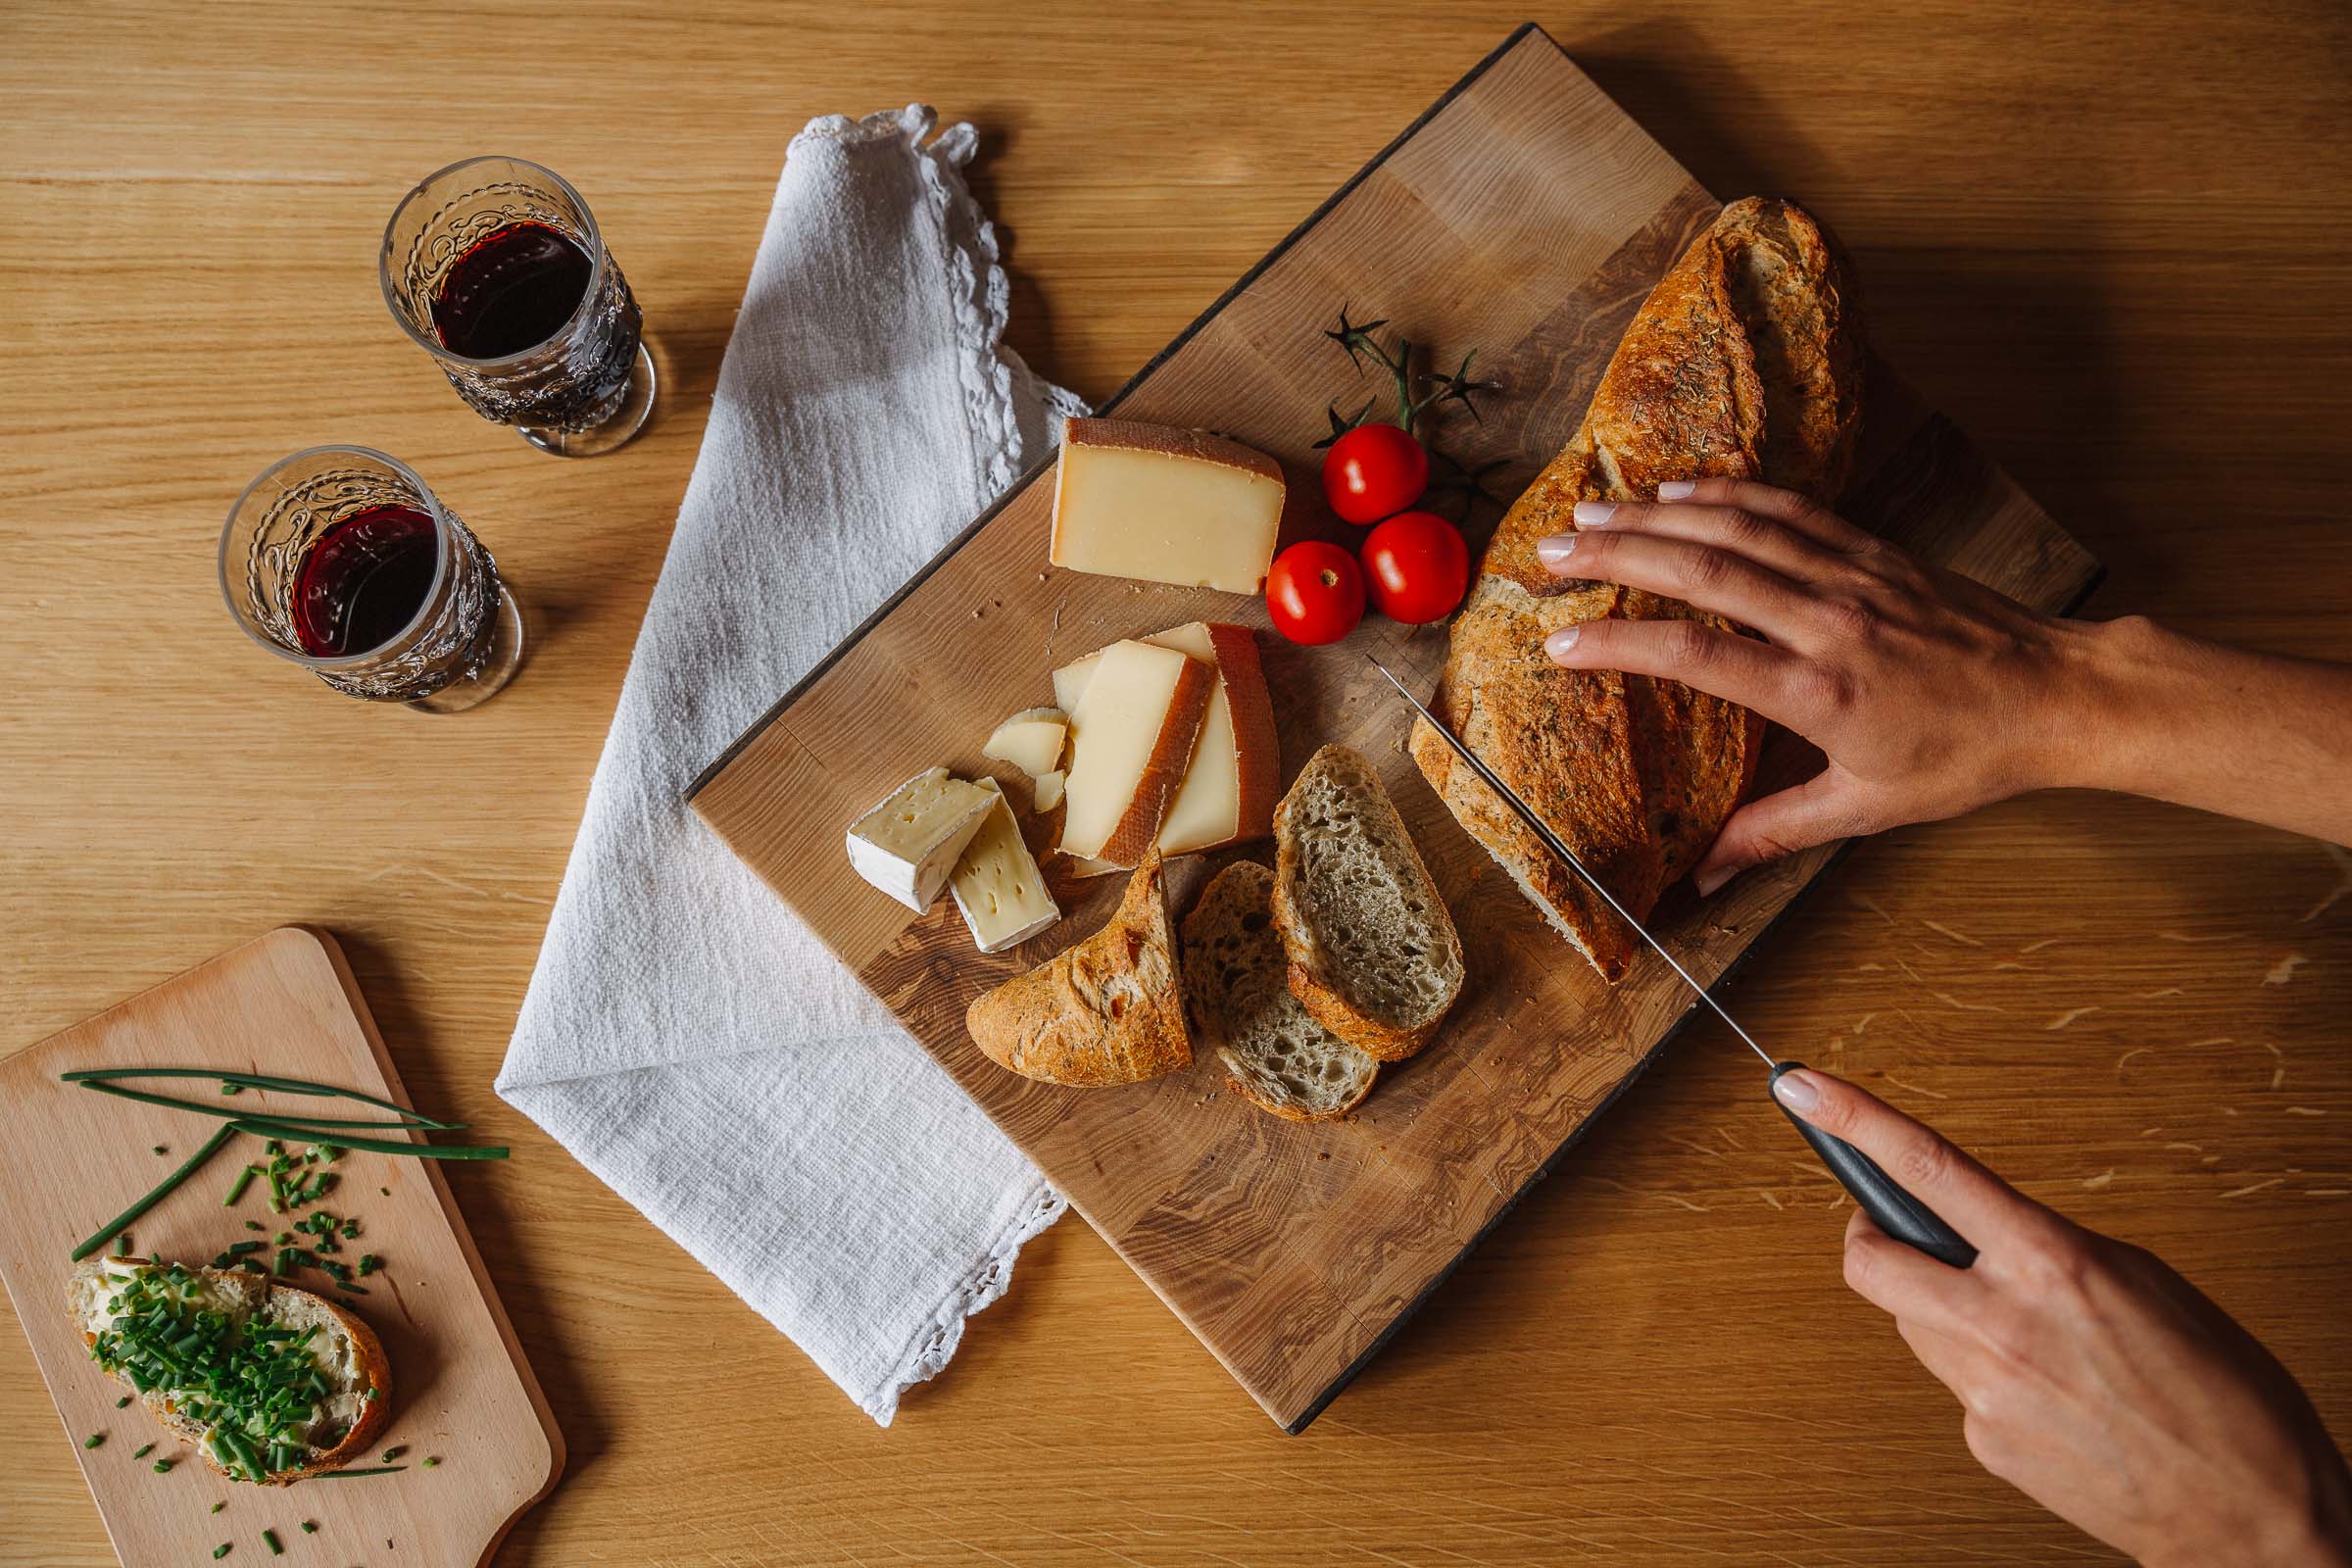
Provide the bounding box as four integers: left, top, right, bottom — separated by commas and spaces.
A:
0, 927, 561, 1565
689, 24, 2099, 1432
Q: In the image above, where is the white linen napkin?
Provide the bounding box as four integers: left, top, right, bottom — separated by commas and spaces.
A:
497, 105, 1080, 1425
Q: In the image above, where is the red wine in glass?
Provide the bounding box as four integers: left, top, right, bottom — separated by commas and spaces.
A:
291, 503, 438, 658
381, 158, 653, 458
428, 222, 595, 361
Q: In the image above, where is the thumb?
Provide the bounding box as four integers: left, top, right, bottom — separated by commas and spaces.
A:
1692, 766, 1876, 895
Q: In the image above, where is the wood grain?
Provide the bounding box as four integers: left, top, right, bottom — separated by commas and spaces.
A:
0, 929, 559, 1566
4, 0, 2349, 1562
690, 30, 2100, 1431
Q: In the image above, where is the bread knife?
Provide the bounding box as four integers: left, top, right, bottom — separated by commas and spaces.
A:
1367, 655, 1977, 1269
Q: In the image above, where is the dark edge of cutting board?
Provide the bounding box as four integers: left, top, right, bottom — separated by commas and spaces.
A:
684, 20, 1544, 804
1277, 565, 2108, 1432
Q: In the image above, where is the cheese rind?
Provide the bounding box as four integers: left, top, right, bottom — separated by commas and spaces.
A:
950, 780, 1061, 953
1056, 640, 1213, 864
983, 706, 1068, 778
1049, 419, 1286, 595
846, 766, 997, 912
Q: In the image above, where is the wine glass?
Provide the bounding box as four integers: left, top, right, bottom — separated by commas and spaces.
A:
220, 446, 524, 712
380, 156, 655, 458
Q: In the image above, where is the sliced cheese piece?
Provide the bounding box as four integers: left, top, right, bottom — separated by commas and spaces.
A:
1048, 418, 1285, 595
1056, 639, 1213, 864
1064, 854, 1128, 877
1142, 621, 1279, 854
1051, 650, 1101, 716
845, 766, 996, 912
950, 779, 1060, 953
1032, 770, 1065, 811
983, 706, 1067, 778
1051, 622, 1279, 856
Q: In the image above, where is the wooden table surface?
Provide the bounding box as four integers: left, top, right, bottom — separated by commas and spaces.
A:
4, 3, 2348, 1564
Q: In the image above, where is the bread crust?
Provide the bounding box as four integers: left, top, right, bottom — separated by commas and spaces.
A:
965, 850, 1192, 1086
1415, 197, 1862, 979
1271, 747, 1465, 1061
71, 1258, 391, 1485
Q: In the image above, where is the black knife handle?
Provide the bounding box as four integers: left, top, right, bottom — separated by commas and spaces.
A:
1772, 1061, 1978, 1269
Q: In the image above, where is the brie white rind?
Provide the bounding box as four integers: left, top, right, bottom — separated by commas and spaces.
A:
949, 779, 1060, 953
983, 707, 1068, 778
845, 766, 997, 912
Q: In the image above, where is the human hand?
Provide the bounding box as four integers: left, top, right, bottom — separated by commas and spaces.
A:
1535, 477, 2115, 894
1771, 1066, 2352, 1566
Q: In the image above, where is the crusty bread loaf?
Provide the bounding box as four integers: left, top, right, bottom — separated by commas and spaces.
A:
1415, 197, 1862, 979
1271, 747, 1464, 1061
964, 849, 1191, 1086
69, 1257, 390, 1485
1183, 861, 1378, 1121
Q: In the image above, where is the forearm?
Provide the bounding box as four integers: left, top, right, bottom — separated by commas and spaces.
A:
2054, 615, 2352, 847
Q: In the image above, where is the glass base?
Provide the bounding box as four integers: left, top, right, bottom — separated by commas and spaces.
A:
519, 342, 656, 458
407, 585, 525, 712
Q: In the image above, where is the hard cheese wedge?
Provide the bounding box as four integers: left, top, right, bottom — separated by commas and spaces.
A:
846, 766, 997, 911
1054, 622, 1278, 856
950, 779, 1060, 953
1057, 639, 1214, 865
1049, 418, 1286, 595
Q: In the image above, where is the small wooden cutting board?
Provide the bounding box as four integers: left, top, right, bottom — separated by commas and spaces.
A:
690, 25, 2100, 1432
0, 926, 561, 1567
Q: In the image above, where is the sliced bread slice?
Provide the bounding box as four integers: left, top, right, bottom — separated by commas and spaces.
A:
70, 1257, 390, 1485
965, 849, 1191, 1086
1184, 861, 1377, 1121
1271, 746, 1465, 1061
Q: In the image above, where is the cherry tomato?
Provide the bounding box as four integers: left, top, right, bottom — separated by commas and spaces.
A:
1264, 540, 1365, 646
1359, 511, 1470, 625
1321, 422, 1430, 525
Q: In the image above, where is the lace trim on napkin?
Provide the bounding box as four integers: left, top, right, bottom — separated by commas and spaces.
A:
875, 1177, 1068, 1424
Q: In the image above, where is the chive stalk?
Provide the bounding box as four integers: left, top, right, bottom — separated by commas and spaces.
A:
59, 1067, 462, 1127
222, 1164, 258, 1206
69, 1125, 237, 1261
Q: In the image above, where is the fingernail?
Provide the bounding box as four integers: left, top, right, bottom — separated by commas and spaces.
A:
1570, 501, 1617, 527
1657, 480, 1696, 501
1544, 624, 1581, 660
1693, 864, 1732, 898
1772, 1069, 1820, 1112
1536, 532, 1581, 567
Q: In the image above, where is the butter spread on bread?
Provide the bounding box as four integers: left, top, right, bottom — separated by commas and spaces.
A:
70, 1257, 390, 1485
964, 850, 1191, 1086
1414, 197, 1863, 979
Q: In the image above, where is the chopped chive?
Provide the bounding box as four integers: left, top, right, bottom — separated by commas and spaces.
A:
227, 1241, 265, 1256
152, 1145, 168, 1155
214, 1546, 229, 1559
300, 1520, 316, 1533
421, 1455, 439, 1468
135, 1443, 155, 1458
243, 1219, 263, 1231
322, 1146, 344, 1163
304, 1465, 404, 1478
115, 1232, 132, 1257
266, 1139, 283, 1155
116, 1396, 132, 1408
381, 1446, 403, 1462
85, 1433, 105, 1448
220, 1082, 242, 1096
237, 1258, 267, 1276
273, 1250, 296, 1277
212, 1500, 224, 1513
222, 1164, 259, 1206
274, 1232, 293, 1246
69, 1125, 238, 1261
153, 1458, 172, 1473
263, 1527, 281, 1554
363, 1387, 380, 1401
378, 1187, 390, 1197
